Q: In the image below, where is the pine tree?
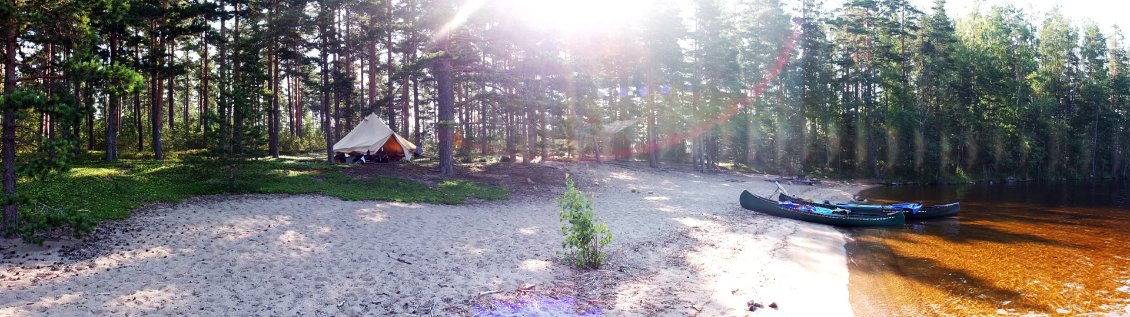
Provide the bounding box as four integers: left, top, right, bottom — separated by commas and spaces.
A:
912, 0, 958, 177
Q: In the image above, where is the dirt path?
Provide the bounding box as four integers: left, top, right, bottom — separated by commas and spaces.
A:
1, 162, 865, 316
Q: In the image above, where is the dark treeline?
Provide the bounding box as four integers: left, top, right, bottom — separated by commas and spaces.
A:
3, 0, 1130, 228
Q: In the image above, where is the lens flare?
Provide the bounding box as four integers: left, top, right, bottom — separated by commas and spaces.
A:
497, 0, 651, 33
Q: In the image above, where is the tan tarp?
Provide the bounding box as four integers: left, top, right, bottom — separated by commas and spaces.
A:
332, 113, 417, 160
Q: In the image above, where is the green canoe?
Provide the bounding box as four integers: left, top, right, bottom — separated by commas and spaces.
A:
740, 190, 905, 227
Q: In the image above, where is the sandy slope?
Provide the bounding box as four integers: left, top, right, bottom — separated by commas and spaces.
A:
1, 162, 865, 316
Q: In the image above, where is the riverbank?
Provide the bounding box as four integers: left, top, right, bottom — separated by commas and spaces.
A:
1, 161, 869, 316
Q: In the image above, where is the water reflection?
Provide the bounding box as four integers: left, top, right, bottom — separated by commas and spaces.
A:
846, 181, 1130, 316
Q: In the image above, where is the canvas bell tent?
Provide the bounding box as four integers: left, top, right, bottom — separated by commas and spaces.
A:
333, 113, 417, 161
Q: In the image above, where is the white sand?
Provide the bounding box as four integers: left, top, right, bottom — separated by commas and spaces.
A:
1, 163, 864, 316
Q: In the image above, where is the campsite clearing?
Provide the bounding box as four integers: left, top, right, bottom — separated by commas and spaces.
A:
4, 156, 507, 242
2, 162, 865, 316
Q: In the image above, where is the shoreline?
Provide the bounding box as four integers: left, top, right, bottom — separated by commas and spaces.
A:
1, 162, 868, 316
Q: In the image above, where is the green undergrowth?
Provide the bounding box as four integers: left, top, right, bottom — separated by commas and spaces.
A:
13, 158, 507, 242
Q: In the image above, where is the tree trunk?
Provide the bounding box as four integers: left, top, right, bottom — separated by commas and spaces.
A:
87, 97, 95, 150
286, 58, 296, 137
331, 9, 342, 140
333, 60, 342, 141
368, 34, 379, 114
458, 82, 469, 156
542, 86, 551, 161
400, 47, 410, 137
149, 19, 164, 160
385, 0, 396, 132
404, 0, 415, 137
3, 6, 19, 233
648, 101, 658, 168
480, 89, 489, 155
151, 72, 164, 160
71, 72, 82, 154
167, 41, 176, 132
181, 38, 189, 135
135, 90, 143, 153
167, 72, 174, 133
200, 31, 209, 135
107, 34, 121, 161
183, 73, 189, 135
506, 104, 515, 161
708, 130, 716, 168
295, 59, 303, 137
569, 94, 579, 159
321, 15, 334, 162
539, 85, 547, 163
44, 44, 54, 155
224, 0, 242, 191
412, 76, 421, 156
286, 60, 294, 137
524, 86, 533, 164
593, 130, 601, 163
269, 36, 280, 157
230, 1, 244, 192
342, 8, 354, 133
218, 1, 230, 159
436, 36, 455, 175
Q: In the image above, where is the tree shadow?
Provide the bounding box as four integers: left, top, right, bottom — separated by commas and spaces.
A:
853, 220, 1088, 250
843, 198, 1130, 315
845, 238, 1051, 315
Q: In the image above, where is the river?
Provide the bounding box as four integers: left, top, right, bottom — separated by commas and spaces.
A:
846, 181, 1130, 316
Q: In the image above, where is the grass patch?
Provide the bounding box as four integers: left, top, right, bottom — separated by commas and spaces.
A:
13, 157, 507, 242
717, 162, 762, 174
250, 166, 508, 203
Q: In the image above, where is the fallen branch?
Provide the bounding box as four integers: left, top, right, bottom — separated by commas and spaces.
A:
386, 252, 412, 265
472, 290, 504, 302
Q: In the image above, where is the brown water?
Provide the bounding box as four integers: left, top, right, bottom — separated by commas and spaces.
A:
846, 182, 1130, 316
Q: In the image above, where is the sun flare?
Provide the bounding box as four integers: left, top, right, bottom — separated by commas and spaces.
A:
497, 0, 652, 32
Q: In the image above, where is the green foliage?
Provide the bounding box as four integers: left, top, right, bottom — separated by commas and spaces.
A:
0, 89, 45, 112
942, 166, 974, 184
278, 128, 323, 153
10, 204, 97, 245
555, 175, 612, 269
22, 138, 78, 179
11, 157, 507, 242
0, 0, 14, 22
102, 63, 145, 95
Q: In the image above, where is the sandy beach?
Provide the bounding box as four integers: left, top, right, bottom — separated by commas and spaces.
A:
1, 162, 866, 316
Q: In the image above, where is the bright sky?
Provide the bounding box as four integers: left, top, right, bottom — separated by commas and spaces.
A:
936, 0, 1125, 30
489, 0, 1129, 38
493, 0, 652, 33
830, 0, 1130, 34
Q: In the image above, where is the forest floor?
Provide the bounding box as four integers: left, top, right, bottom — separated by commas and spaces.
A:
341, 156, 568, 199
0, 160, 869, 316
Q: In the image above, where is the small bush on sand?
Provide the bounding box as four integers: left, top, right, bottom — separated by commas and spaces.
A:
556, 175, 612, 269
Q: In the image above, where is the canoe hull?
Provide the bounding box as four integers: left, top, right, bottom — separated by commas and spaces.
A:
779, 193, 960, 220
741, 191, 905, 227
909, 203, 960, 220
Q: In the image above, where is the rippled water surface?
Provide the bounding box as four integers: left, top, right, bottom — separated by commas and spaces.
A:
847, 182, 1130, 316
